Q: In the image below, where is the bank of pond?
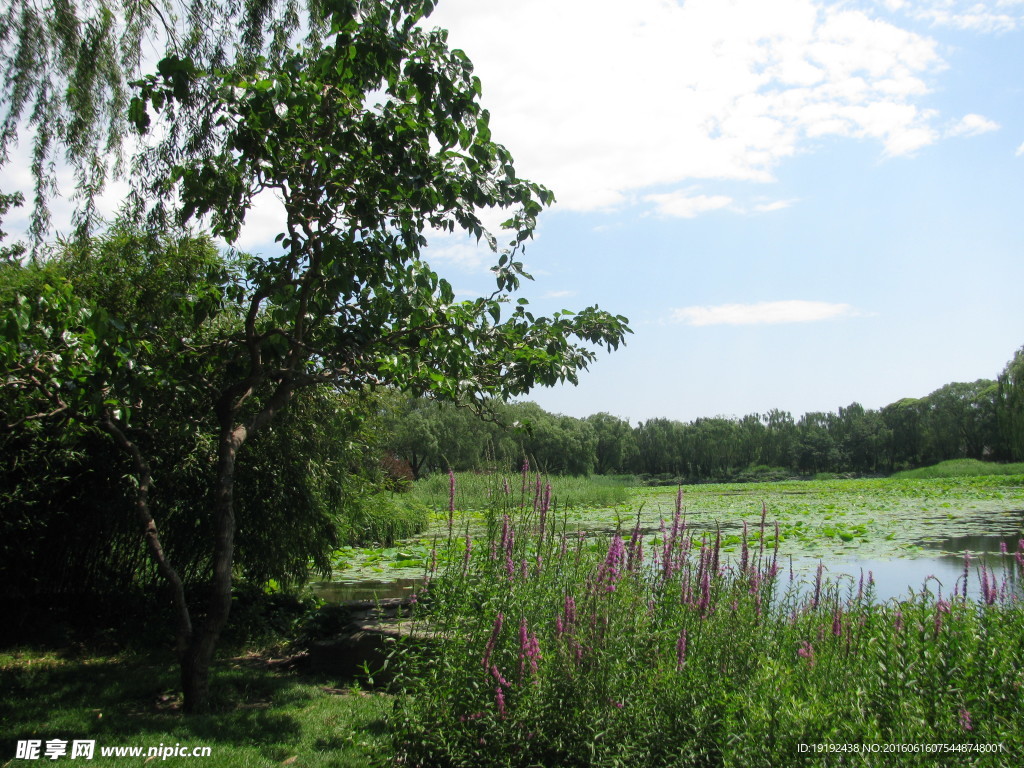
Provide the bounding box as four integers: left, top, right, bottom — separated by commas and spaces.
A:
300, 468, 1024, 764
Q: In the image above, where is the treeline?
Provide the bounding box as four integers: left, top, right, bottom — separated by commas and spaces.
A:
383, 347, 1024, 482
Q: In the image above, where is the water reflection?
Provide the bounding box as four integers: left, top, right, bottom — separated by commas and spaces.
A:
790, 555, 1021, 603
309, 577, 420, 603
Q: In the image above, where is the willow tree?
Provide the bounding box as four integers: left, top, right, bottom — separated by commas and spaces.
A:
0, 0, 334, 241
3, 0, 629, 712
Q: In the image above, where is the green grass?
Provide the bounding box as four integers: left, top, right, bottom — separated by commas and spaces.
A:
893, 459, 1024, 479
0, 649, 394, 767
409, 470, 634, 513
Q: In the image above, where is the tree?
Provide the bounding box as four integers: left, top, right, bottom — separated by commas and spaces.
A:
0, 0, 339, 241
3, 0, 629, 712
996, 347, 1024, 461
585, 412, 635, 475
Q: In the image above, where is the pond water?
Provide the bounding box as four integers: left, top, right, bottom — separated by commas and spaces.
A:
807, 530, 1023, 603
309, 577, 420, 603
310, 478, 1024, 606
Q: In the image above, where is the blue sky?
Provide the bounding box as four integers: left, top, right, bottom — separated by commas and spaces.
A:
417, 0, 1024, 423
4, 0, 1024, 424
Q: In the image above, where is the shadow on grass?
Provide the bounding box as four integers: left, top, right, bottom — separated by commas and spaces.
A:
1, 648, 393, 766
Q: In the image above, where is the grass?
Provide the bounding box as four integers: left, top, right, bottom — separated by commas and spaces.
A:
893, 459, 1024, 479
0, 647, 394, 767
409, 470, 634, 513
389, 472, 1024, 766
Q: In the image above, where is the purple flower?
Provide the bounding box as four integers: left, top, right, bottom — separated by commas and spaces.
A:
563, 593, 577, 627
698, 565, 711, 616
495, 685, 506, 718
798, 641, 815, 667
482, 612, 504, 670
958, 707, 972, 731
448, 468, 456, 514
518, 616, 542, 679
812, 562, 824, 610
675, 628, 688, 671
832, 608, 842, 638
599, 534, 626, 592
740, 521, 749, 575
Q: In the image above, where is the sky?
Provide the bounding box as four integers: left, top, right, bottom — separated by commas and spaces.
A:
4, 0, 1024, 425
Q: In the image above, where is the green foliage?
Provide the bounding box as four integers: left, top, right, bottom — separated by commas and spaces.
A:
337, 491, 431, 547
392, 500, 1024, 766
0, 230, 410, 606
997, 346, 1024, 461
410, 471, 633, 513
0, 0, 334, 241
892, 459, 1024, 479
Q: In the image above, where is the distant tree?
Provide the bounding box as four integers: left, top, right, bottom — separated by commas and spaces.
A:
996, 347, 1024, 461
922, 380, 997, 462
585, 412, 636, 475
881, 397, 926, 471
761, 408, 797, 469
795, 412, 840, 474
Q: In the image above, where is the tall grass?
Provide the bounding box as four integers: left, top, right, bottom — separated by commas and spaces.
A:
409, 470, 634, 513
390, 474, 1024, 766
893, 459, 1024, 479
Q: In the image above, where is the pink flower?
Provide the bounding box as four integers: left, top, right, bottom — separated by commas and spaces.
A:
798, 641, 815, 668
812, 562, 824, 610
495, 685, 506, 718
675, 628, 688, 671
599, 534, 626, 592
958, 707, 972, 731
563, 593, 577, 627
518, 616, 542, 679
482, 612, 504, 669
934, 599, 950, 636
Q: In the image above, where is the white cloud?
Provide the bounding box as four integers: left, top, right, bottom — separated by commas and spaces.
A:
644, 191, 734, 219
424, 239, 494, 272
947, 113, 1001, 138
670, 300, 861, 326
1017, 141, 1024, 157
430, 0, 946, 214
233, 190, 288, 251
753, 199, 799, 213
884, 1, 1024, 33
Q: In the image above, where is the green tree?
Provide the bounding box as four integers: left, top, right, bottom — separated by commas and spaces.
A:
585, 411, 635, 475
0, 0, 338, 240
3, 0, 629, 712
1, 227, 394, 611
996, 347, 1024, 461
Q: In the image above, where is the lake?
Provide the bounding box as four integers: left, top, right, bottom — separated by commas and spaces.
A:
311, 475, 1024, 605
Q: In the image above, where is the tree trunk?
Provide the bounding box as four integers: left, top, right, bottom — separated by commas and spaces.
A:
180, 423, 242, 714
98, 413, 193, 656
